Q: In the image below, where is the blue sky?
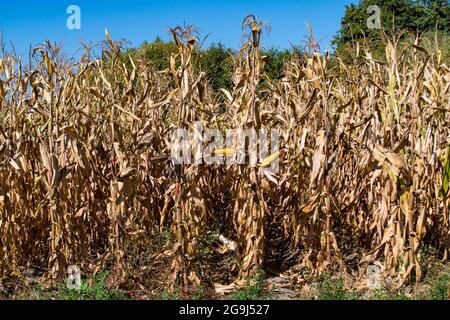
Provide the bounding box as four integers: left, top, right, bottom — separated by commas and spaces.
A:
0, 0, 356, 57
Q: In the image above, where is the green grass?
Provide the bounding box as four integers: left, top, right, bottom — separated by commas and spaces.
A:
316, 274, 358, 300
156, 287, 181, 300
56, 272, 126, 300
419, 252, 450, 300
428, 273, 450, 300
231, 269, 272, 300
371, 289, 411, 300
192, 286, 206, 300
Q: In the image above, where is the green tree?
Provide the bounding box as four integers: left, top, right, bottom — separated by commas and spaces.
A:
131, 36, 178, 71
261, 47, 293, 82
197, 42, 234, 91
333, 0, 450, 58
125, 38, 301, 92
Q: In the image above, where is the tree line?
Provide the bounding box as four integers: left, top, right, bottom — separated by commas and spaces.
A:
125, 0, 449, 90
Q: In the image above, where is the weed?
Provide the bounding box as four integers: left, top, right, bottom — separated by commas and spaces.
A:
156, 287, 181, 300
316, 274, 358, 300
192, 286, 206, 300
231, 269, 267, 300
57, 272, 126, 300
429, 272, 450, 300
371, 289, 411, 300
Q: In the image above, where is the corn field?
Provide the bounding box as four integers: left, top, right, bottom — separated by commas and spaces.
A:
0, 16, 449, 293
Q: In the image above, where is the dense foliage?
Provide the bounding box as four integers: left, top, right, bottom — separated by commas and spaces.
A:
333, 0, 450, 59
126, 37, 295, 91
